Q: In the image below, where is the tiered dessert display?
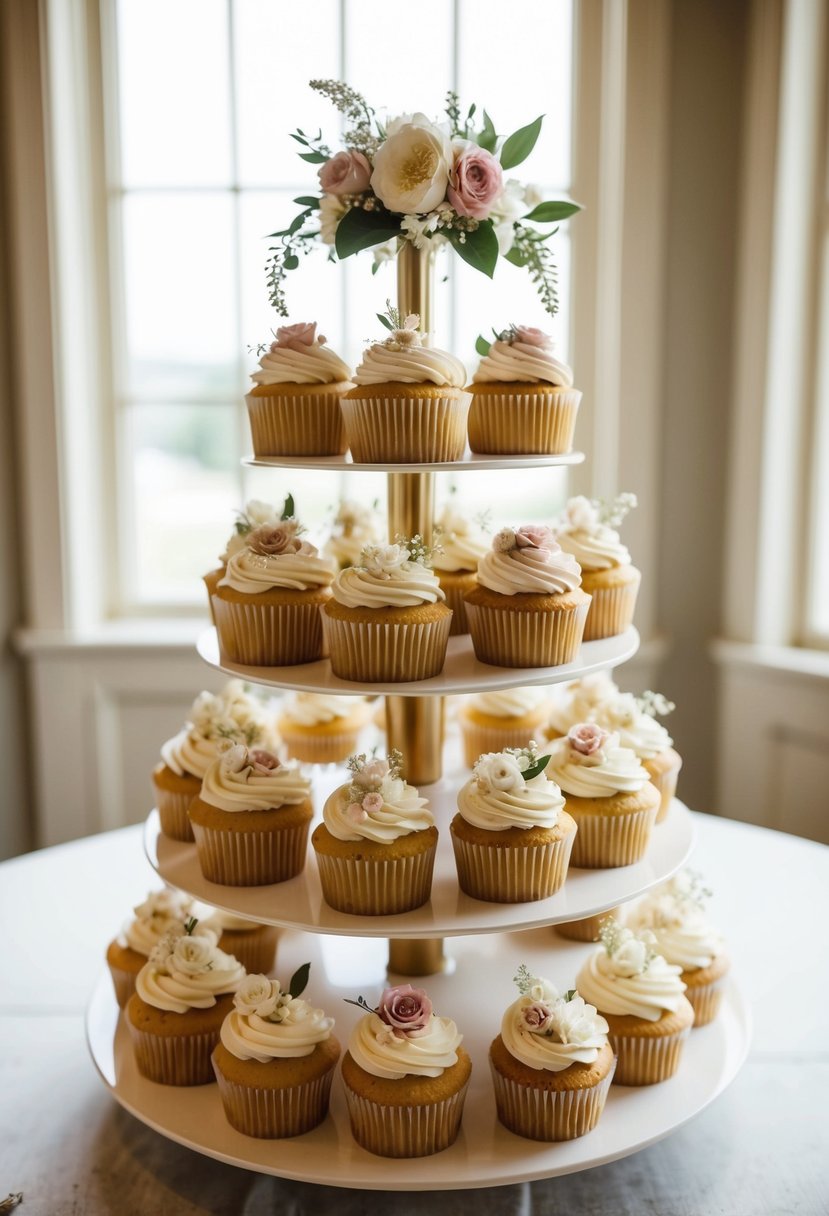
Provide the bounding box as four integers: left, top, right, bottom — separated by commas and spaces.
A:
87, 88, 749, 1189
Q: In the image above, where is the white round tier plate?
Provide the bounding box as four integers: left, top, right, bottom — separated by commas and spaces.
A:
243, 450, 585, 473
87, 926, 751, 1190
144, 785, 696, 937
197, 626, 640, 696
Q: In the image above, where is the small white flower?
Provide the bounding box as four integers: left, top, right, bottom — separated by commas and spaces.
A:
493, 527, 517, 553
563, 495, 600, 533
220, 743, 250, 775
234, 974, 279, 1018
171, 933, 215, 976
474, 751, 526, 793
554, 994, 608, 1044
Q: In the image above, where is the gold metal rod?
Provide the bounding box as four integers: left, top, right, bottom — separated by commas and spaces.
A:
385, 694, 444, 786
387, 937, 449, 977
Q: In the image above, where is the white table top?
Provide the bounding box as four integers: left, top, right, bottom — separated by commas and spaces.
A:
2, 813, 828, 1214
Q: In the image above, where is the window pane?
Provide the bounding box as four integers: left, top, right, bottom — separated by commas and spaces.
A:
123, 404, 240, 606
344, 0, 453, 118
117, 0, 232, 187
121, 193, 238, 399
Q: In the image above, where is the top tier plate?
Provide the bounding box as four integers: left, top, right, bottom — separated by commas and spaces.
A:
198, 626, 639, 697
243, 450, 585, 473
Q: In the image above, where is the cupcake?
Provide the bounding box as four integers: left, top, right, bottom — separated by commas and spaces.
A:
340, 311, 470, 463
213, 513, 336, 667
152, 681, 279, 841
464, 524, 591, 668
628, 871, 729, 1026
450, 743, 576, 903
312, 750, 438, 915
467, 325, 581, 455
431, 502, 490, 635
490, 967, 615, 1140
576, 920, 694, 1085
126, 920, 245, 1086
189, 745, 313, 886
200, 907, 280, 975
598, 690, 681, 824
278, 692, 372, 764
323, 499, 383, 571
204, 498, 285, 624
555, 908, 622, 942
546, 672, 620, 739
459, 686, 552, 767
106, 887, 193, 1008
546, 724, 660, 868
341, 983, 472, 1157
323, 536, 452, 682
245, 321, 352, 456
212, 967, 340, 1137
554, 494, 640, 640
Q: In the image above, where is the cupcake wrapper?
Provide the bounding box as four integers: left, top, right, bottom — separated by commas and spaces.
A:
314, 844, 437, 915
440, 580, 472, 636
343, 1080, 469, 1158
465, 600, 589, 668
649, 764, 680, 824
467, 390, 581, 455
491, 1057, 615, 1141
191, 820, 310, 886
155, 788, 195, 843
246, 392, 348, 457
108, 964, 138, 1010
568, 805, 657, 868
609, 1024, 691, 1085
281, 729, 361, 765
219, 933, 279, 975
555, 907, 622, 942
214, 1066, 335, 1138
340, 394, 470, 464
325, 614, 451, 682
129, 1025, 219, 1086
460, 720, 546, 769
451, 829, 575, 903
686, 978, 726, 1027
582, 583, 639, 641
214, 598, 324, 667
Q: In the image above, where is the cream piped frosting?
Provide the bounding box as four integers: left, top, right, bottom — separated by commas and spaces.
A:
473, 325, 574, 386
628, 872, 725, 971
598, 693, 674, 759
546, 726, 650, 798
323, 751, 433, 843
554, 495, 636, 572
476, 525, 582, 596
347, 983, 462, 1080
330, 539, 445, 609
501, 970, 609, 1071
466, 686, 550, 719
220, 519, 335, 594
281, 692, 369, 727
160, 681, 279, 779
136, 925, 245, 1014
353, 313, 466, 387
431, 503, 489, 573
457, 745, 564, 832
123, 888, 195, 957
547, 673, 620, 735
575, 921, 686, 1021
199, 745, 310, 813
220, 972, 335, 1062
250, 322, 351, 386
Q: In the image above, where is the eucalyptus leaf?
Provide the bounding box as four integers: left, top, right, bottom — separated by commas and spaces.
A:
504, 245, 528, 267
475, 334, 491, 357
289, 961, 310, 999
290, 132, 308, 145
500, 114, 544, 170
287, 213, 306, 235
447, 220, 499, 278
283, 254, 299, 270
523, 200, 581, 223
521, 753, 551, 781
334, 206, 401, 259
293, 196, 321, 209
298, 150, 327, 164
377, 313, 394, 330
477, 109, 498, 153
282, 492, 295, 520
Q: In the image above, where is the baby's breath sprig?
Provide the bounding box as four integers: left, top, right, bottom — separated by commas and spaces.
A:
593, 492, 638, 529
504, 741, 550, 781
636, 690, 676, 718
309, 79, 381, 157
675, 868, 713, 910
395, 533, 439, 566
513, 963, 534, 995
598, 917, 627, 957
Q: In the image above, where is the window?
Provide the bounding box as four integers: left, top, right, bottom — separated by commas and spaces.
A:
102, 0, 575, 613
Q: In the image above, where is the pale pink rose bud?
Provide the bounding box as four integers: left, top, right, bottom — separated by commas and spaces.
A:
378, 984, 433, 1037
448, 145, 504, 219
520, 1001, 555, 1033
515, 524, 557, 552
513, 325, 552, 349
274, 321, 317, 348
346, 802, 368, 823
249, 749, 281, 774
360, 758, 389, 786
318, 149, 372, 197
361, 791, 384, 814
568, 722, 610, 757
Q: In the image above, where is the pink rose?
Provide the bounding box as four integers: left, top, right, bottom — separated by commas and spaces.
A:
448, 144, 503, 219
249, 749, 281, 775
355, 758, 389, 789
513, 325, 552, 349
346, 802, 368, 824
515, 524, 556, 552
362, 791, 384, 814
568, 722, 610, 757
273, 321, 318, 349
378, 984, 433, 1038
318, 150, 372, 197
520, 1001, 555, 1034
247, 523, 300, 557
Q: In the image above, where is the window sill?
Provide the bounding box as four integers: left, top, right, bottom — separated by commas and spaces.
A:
710, 638, 829, 683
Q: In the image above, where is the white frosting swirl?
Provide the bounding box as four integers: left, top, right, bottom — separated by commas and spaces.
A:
547, 674, 620, 735
160, 728, 219, 780
348, 1012, 462, 1079
220, 1003, 334, 1062
598, 694, 673, 758
331, 560, 445, 609
353, 342, 467, 387
501, 992, 608, 1071
160, 684, 278, 776
576, 946, 686, 1021
124, 889, 194, 956
432, 506, 489, 573
546, 734, 650, 797
629, 889, 724, 971
466, 686, 549, 719
199, 754, 310, 813
220, 546, 335, 594
473, 339, 574, 386
282, 692, 367, 727
323, 779, 434, 843
251, 339, 351, 386
457, 763, 564, 832
135, 935, 245, 1013
476, 544, 582, 596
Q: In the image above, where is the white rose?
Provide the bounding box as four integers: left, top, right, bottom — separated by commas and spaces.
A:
564, 495, 600, 532
474, 751, 526, 793
528, 976, 559, 1003
523, 182, 544, 209
134, 888, 191, 923
234, 974, 279, 1018
171, 934, 216, 976
244, 500, 281, 528
320, 193, 347, 245
555, 995, 608, 1044
371, 115, 452, 215
608, 930, 651, 977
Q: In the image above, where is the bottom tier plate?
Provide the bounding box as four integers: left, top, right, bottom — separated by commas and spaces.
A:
87, 926, 751, 1191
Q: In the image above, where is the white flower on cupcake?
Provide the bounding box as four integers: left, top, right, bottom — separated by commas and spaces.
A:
474, 751, 526, 793
554, 993, 609, 1044
600, 920, 657, 977
361, 543, 407, 577
370, 113, 453, 214
172, 934, 216, 976
567, 722, 612, 766
234, 973, 280, 1019
133, 888, 192, 924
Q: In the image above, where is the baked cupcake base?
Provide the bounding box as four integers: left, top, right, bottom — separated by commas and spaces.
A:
245, 382, 351, 457
604, 998, 694, 1085
105, 939, 146, 1009
555, 907, 622, 942
212, 1037, 341, 1138
464, 586, 591, 668
466, 382, 582, 455
311, 823, 438, 915
490, 1036, 615, 1140
340, 384, 471, 464
459, 704, 551, 768
580, 565, 641, 641
189, 795, 313, 886
682, 953, 730, 1027
217, 924, 280, 975
341, 1047, 472, 1158
278, 712, 367, 765
203, 567, 223, 627
152, 763, 200, 842
450, 812, 577, 903
213, 585, 330, 667
564, 784, 661, 868
323, 600, 452, 682
643, 747, 683, 823
436, 569, 478, 636
126, 991, 235, 1086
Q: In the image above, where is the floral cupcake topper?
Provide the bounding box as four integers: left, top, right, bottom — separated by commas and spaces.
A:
373, 302, 424, 349
512, 964, 608, 1045
598, 919, 658, 978
232, 963, 321, 1024
359, 534, 439, 575
188, 683, 273, 748
233, 493, 295, 538
567, 722, 612, 766
220, 743, 282, 778
475, 323, 555, 358
492, 523, 559, 556
560, 493, 638, 534
343, 750, 405, 825
473, 742, 551, 792
148, 915, 214, 974
346, 983, 433, 1044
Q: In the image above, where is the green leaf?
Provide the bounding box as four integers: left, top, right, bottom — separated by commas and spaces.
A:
504, 245, 528, 267
477, 109, 498, 153
334, 206, 401, 259
475, 334, 491, 357
287, 213, 307, 235
283, 254, 299, 270
500, 114, 544, 170
371, 260, 380, 275
289, 962, 310, 1000
293, 196, 321, 209
298, 150, 327, 164
290, 132, 308, 146
447, 220, 499, 278
282, 493, 295, 520
523, 200, 581, 223
521, 753, 551, 781
376, 313, 393, 330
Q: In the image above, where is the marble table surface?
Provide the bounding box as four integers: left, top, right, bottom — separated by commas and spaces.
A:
1, 812, 827, 1215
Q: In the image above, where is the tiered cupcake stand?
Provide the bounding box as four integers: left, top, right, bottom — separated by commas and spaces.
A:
86, 250, 750, 1188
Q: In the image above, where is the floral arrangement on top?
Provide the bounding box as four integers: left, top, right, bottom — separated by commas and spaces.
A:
267, 81, 581, 318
